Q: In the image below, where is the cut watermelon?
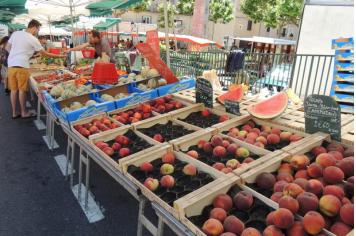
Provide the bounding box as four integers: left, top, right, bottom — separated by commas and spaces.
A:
217, 87, 244, 105
248, 92, 289, 119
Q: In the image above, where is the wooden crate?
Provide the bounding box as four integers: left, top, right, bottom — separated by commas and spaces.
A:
131, 113, 203, 144
341, 120, 354, 146
170, 88, 225, 107
70, 113, 126, 145
121, 148, 226, 219
89, 126, 164, 172
107, 103, 160, 125
212, 115, 311, 153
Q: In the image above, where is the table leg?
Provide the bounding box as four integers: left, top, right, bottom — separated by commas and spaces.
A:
78, 147, 83, 201
137, 197, 147, 236
65, 137, 71, 181
85, 154, 90, 210
157, 216, 164, 236
70, 140, 76, 189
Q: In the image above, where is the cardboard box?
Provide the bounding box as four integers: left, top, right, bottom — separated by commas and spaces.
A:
156, 78, 195, 96
335, 52, 354, 62
334, 73, 354, 82
334, 62, 354, 72
332, 38, 354, 50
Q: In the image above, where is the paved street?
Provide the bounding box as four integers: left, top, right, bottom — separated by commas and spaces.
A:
0, 83, 174, 236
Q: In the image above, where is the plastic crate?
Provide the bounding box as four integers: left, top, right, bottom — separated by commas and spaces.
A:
91, 63, 118, 85
81, 49, 95, 58
49, 48, 61, 54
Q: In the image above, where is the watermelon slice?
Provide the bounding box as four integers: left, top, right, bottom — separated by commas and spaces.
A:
248, 92, 289, 119
217, 87, 244, 105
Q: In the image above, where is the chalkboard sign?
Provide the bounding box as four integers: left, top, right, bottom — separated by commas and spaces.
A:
304, 94, 341, 141
196, 78, 213, 108
225, 99, 240, 115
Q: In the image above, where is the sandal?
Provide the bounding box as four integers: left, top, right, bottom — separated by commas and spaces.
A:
22, 112, 36, 119
12, 114, 21, 119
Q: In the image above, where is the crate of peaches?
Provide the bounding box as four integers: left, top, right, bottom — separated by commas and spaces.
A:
89, 126, 165, 172
170, 104, 239, 129
171, 128, 279, 176
237, 133, 354, 236
212, 115, 311, 153
71, 113, 123, 145
174, 159, 323, 236
121, 146, 227, 219
144, 95, 186, 114
108, 103, 156, 125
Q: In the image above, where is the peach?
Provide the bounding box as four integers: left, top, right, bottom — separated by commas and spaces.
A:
323, 166, 345, 184
201, 109, 210, 117
213, 194, 233, 211
210, 208, 227, 223
263, 225, 283, 236
274, 180, 288, 193
272, 208, 294, 229
277, 173, 294, 183
342, 197, 351, 206
261, 125, 271, 133
244, 138, 255, 145
266, 134, 280, 144
162, 153, 175, 163
211, 135, 223, 147
294, 170, 310, 180
160, 175, 174, 187
323, 185, 345, 201
221, 233, 237, 236
80, 128, 90, 136
335, 183, 350, 199
302, 211, 325, 234
321, 213, 332, 230
340, 203, 354, 226
245, 120, 256, 128
251, 128, 260, 135
236, 147, 250, 158
144, 178, 159, 191
290, 155, 310, 171
266, 211, 275, 226
183, 164, 197, 175
346, 176, 354, 195
254, 142, 265, 148
223, 216, 245, 236
306, 179, 324, 198
243, 157, 254, 163
203, 142, 214, 153
222, 140, 230, 148
283, 183, 303, 198
307, 163, 324, 178
97, 142, 109, 150
278, 196, 299, 214
112, 142, 122, 151
221, 167, 233, 174
311, 146, 327, 157
280, 131, 293, 141
256, 172, 276, 189
293, 178, 308, 190
326, 143, 344, 154
110, 123, 119, 129
140, 162, 153, 171
247, 132, 258, 140
328, 151, 344, 160
287, 221, 309, 236
115, 135, 130, 146
103, 147, 114, 156
290, 134, 302, 142
339, 157, 354, 177
227, 143, 239, 154
241, 228, 261, 236
255, 136, 267, 145
233, 191, 253, 210
259, 132, 269, 139
229, 127, 240, 136
297, 192, 319, 214
316, 177, 329, 187
198, 140, 207, 149
316, 153, 336, 168
270, 127, 281, 136
227, 132, 237, 138
319, 195, 341, 217
330, 222, 353, 236
89, 125, 98, 133
160, 164, 174, 175
343, 148, 354, 157
271, 192, 284, 203
202, 219, 223, 236
238, 130, 248, 138
352, 196, 354, 204
226, 159, 239, 169
212, 163, 225, 171
154, 134, 164, 142
187, 150, 199, 159
213, 146, 226, 157
241, 125, 252, 132
219, 115, 229, 122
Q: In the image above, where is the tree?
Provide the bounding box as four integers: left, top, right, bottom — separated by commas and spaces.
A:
176, 0, 234, 24
241, 0, 303, 38
157, 2, 178, 29
130, 0, 151, 13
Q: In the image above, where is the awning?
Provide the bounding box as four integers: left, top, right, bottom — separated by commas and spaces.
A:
0, 22, 26, 29
229, 36, 296, 45
93, 18, 121, 30
158, 32, 223, 48
86, 0, 126, 10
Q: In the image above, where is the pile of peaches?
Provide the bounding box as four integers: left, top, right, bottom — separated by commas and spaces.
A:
74, 117, 119, 137
254, 142, 354, 235
110, 103, 153, 125
146, 95, 184, 114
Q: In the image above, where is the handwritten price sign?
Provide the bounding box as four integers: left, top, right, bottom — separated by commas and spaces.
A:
196, 78, 213, 108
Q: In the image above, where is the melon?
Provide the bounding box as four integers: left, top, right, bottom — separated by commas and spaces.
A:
247, 92, 288, 119
217, 87, 244, 105
285, 88, 301, 105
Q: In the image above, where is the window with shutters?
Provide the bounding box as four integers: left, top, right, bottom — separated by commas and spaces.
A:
247, 20, 252, 31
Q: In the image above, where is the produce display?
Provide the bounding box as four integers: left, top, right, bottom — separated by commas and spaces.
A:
110, 103, 154, 125
221, 119, 304, 151
33, 73, 72, 84
73, 117, 120, 138
177, 109, 230, 128
217, 87, 244, 104
61, 100, 99, 113
118, 68, 160, 86
73, 66, 92, 76
248, 91, 289, 119
50, 83, 99, 101
146, 96, 184, 114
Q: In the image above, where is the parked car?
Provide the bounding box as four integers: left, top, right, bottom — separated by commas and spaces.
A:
257, 64, 292, 92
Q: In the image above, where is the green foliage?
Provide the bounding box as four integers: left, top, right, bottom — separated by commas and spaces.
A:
176, 0, 234, 24
241, 0, 303, 29
130, 0, 151, 13
159, 42, 167, 51
157, 2, 178, 29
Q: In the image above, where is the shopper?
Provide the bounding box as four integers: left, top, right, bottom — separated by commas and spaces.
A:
0, 36, 10, 94
65, 30, 114, 63
38, 36, 55, 52
125, 39, 131, 49
6, 19, 66, 119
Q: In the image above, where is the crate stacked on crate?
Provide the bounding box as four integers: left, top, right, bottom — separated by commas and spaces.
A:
330, 37, 354, 114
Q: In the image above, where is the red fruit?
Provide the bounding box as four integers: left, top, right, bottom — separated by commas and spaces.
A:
157, 105, 166, 113
91, 119, 99, 124
163, 95, 171, 102
154, 134, 164, 142
112, 142, 122, 151
219, 115, 229, 122
201, 109, 210, 117
175, 102, 183, 109
109, 123, 119, 129
119, 148, 131, 157
165, 103, 174, 112
169, 100, 176, 106
74, 125, 83, 131
143, 113, 152, 119
148, 99, 156, 106
142, 104, 152, 113
156, 98, 165, 105
103, 147, 114, 156
133, 112, 142, 120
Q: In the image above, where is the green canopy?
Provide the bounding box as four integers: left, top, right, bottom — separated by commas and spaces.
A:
0, 0, 28, 15
86, 0, 125, 10
0, 10, 16, 22
52, 16, 80, 28
93, 19, 121, 30
0, 22, 26, 29
88, 9, 114, 18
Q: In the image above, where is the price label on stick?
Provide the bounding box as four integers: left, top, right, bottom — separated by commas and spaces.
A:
304, 94, 341, 141
225, 99, 240, 115
196, 78, 213, 108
